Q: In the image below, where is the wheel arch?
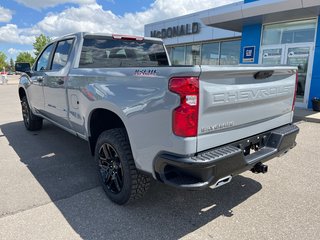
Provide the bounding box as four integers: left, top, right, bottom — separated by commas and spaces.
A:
18, 87, 27, 101
87, 108, 129, 156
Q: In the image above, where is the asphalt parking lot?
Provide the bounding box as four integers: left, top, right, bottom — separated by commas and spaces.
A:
0, 82, 319, 240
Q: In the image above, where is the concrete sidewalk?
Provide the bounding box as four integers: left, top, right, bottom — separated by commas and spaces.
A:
0, 75, 20, 85
294, 108, 320, 123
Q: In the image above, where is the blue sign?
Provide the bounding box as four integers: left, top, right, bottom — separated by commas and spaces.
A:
243, 46, 255, 63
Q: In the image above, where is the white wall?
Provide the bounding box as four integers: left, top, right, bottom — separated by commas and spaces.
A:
144, 9, 241, 45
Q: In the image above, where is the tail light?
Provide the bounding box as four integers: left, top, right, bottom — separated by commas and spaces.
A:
169, 77, 199, 137
292, 71, 298, 111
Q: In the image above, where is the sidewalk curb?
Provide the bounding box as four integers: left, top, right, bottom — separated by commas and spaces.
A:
294, 109, 320, 123
293, 116, 320, 123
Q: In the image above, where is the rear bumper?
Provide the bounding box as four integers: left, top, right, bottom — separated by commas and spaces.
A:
154, 124, 299, 190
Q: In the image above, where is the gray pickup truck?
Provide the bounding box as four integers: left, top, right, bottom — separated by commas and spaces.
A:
17, 32, 299, 205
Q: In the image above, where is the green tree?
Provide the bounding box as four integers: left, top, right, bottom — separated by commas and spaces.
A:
10, 58, 14, 71
33, 34, 51, 57
0, 51, 7, 71
16, 52, 35, 65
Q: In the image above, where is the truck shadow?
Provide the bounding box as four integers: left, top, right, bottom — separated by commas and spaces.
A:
1, 121, 262, 240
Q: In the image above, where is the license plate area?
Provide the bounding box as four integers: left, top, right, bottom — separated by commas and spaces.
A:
232, 132, 271, 156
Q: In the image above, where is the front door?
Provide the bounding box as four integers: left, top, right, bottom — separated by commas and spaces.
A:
28, 43, 55, 113
260, 43, 314, 108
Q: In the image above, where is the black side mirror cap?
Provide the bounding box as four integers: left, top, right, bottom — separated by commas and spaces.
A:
15, 62, 31, 73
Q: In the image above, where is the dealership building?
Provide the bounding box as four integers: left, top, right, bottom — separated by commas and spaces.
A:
144, 0, 320, 109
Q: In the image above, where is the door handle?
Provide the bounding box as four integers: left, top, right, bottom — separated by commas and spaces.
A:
57, 78, 64, 85
37, 76, 44, 82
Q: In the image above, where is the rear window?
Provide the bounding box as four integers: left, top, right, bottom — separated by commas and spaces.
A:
79, 36, 169, 68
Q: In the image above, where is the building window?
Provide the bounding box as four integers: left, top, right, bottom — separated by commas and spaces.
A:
201, 42, 219, 65
186, 45, 201, 65
262, 19, 316, 45
171, 46, 185, 65
220, 40, 240, 65
168, 39, 241, 66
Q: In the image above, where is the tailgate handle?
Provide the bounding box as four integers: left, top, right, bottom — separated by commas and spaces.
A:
254, 70, 274, 79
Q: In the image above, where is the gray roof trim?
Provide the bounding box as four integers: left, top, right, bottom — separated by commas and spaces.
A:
201, 0, 320, 32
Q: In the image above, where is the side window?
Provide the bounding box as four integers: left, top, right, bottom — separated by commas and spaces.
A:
35, 44, 54, 71
51, 39, 74, 71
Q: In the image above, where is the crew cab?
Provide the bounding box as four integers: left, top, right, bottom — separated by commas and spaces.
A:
17, 32, 299, 204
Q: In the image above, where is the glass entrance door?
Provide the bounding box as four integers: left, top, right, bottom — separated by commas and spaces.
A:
261, 48, 283, 65
260, 43, 314, 108
285, 46, 311, 104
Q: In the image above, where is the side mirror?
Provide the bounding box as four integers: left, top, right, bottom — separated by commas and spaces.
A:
15, 62, 31, 73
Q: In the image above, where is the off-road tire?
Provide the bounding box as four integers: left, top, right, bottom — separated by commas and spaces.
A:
95, 128, 150, 205
21, 96, 43, 131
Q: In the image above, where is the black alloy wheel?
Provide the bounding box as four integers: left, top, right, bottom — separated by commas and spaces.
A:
98, 143, 124, 194
21, 96, 43, 131
21, 99, 30, 127
95, 128, 150, 205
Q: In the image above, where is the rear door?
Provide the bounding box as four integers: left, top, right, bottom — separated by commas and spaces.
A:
42, 38, 74, 127
197, 66, 297, 152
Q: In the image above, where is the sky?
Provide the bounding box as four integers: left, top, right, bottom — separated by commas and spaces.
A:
0, 0, 240, 61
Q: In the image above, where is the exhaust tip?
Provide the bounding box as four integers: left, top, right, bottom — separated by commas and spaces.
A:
210, 175, 232, 189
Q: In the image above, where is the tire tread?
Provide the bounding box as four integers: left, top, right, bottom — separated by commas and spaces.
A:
21, 96, 43, 131
96, 128, 150, 204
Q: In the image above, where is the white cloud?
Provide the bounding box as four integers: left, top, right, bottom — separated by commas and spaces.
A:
14, 0, 95, 10
8, 48, 34, 55
0, 0, 240, 45
0, 6, 13, 22
8, 48, 20, 55
36, 0, 240, 36
0, 24, 40, 44
6, 48, 35, 61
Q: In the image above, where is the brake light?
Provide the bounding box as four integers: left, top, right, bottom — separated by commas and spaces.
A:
112, 34, 144, 41
169, 77, 199, 137
292, 71, 298, 111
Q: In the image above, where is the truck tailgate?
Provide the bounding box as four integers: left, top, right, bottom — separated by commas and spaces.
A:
197, 65, 297, 152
